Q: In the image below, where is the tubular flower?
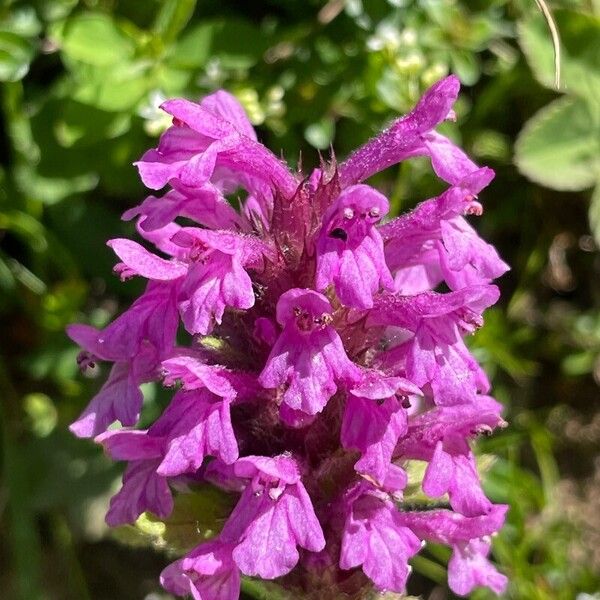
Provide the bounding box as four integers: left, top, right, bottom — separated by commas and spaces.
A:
70, 76, 508, 598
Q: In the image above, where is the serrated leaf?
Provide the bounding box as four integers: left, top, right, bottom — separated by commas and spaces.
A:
518, 9, 600, 98
515, 96, 600, 191
59, 12, 136, 66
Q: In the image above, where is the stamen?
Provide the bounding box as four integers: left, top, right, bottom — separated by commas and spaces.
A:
466, 201, 483, 216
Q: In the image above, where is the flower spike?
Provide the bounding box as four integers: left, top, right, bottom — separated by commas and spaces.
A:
70, 79, 509, 598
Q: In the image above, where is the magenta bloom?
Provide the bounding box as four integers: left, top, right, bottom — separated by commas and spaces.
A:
161, 540, 240, 600
221, 455, 326, 578
339, 482, 422, 591
70, 77, 509, 598
315, 184, 394, 308
258, 288, 361, 416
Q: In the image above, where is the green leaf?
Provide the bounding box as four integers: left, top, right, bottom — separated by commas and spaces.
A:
1, 6, 42, 38
36, 0, 79, 23
515, 96, 600, 191
167, 22, 213, 69
562, 350, 596, 375
403, 459, 435, 504
410, 554, 447, 585
304, 117, 335, 150
55, 101, 131, 147
23, 393, 58, 438
113, 485, 235, 554
14, 163, 98, 205
59, 13, 136, 66
450, 48, 481, 86
518, 9, 600, 98
0, 253, 16, 292
588, 182, 600, 245
72, 62, 151, 112
169, 19, 269, 70
0, 31, 36, 82
155, 63, 192, 96
241, 579, 292, 600
375, 67, 415, 113
153, 0, 197, 45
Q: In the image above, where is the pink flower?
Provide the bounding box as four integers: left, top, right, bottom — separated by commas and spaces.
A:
70, 78, 509, 598
315, 184, 393, 308
341, 372, 421, 486
259, 288, 361, 416
67, 282, 178, 438
371, 285, 499, 405
339, 482, 422, 592
220, 455, 326, 578
135, 90, 298, 198
396, 398, 506, 516
161, 541, 240, 600
448, 538, 508, 596
381, 168, 509, 294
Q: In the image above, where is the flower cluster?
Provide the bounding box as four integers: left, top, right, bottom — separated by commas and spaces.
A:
69, 76, 510, 599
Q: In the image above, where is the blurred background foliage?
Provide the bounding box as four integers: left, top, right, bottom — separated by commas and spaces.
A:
1, 0, 599, 598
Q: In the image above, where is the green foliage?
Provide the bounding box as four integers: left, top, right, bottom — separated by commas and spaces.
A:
113, 485, 235, 554
518, 8, 600, 98
1, 1, 600, 599
515, 96, 600, 191
516, 7, 600, 240
58, 12, 136, 66
0, 6, 40, 82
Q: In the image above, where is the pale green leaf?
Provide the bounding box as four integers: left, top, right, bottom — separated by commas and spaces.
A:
14, 163, 98, 204
562, 350, 596, 375
167, 22, 214, 69
112, 485, 235, 554
59, 13, 136, 66
450, 48, 481, 86
72, 62, 151, 112
304, 117, 335, 150
515, 96, 600, 191
518, 9, 600, 98
0, 32, 35, 82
